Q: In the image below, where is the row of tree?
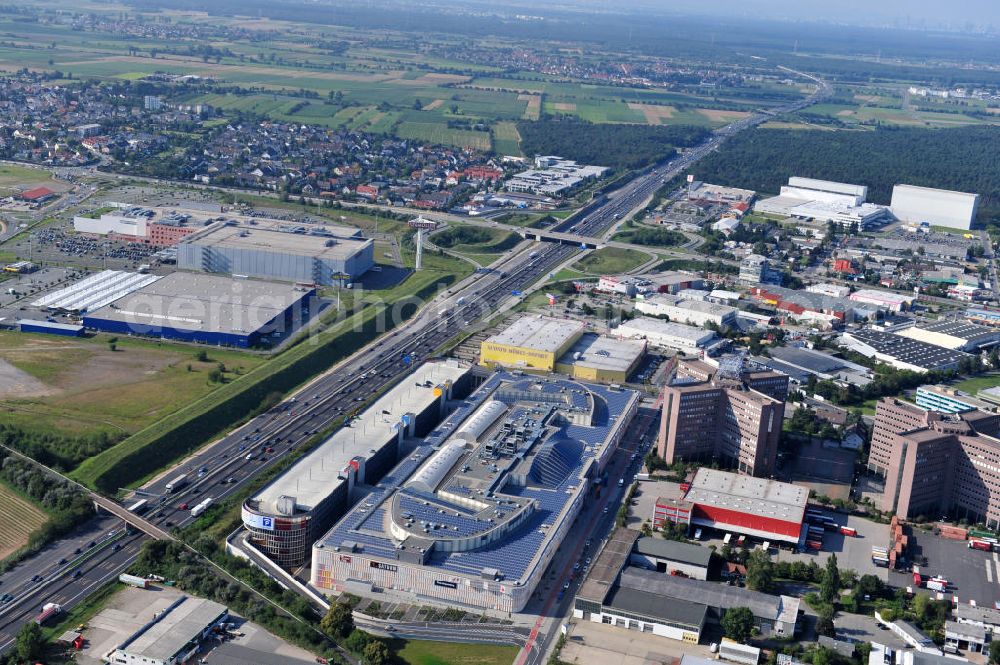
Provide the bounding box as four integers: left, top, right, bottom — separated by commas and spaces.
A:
691, 125, 1000, 222
517, 118, 710, 170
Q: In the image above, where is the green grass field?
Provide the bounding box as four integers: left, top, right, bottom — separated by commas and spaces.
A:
953, 374, 1000, 395
573, 247, 649, 274
0, 331, 266, 441
395, 121, 492, 150
395, 639, 518, 665
492, 121, 522, 156
0, 481, 48, 561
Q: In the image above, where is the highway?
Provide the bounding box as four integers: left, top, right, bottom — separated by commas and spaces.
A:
0, 526, 145, 652
0, 66, 831, 659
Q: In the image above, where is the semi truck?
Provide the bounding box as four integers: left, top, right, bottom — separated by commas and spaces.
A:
34, 602, 62, 625
119, 574, 149, 589
165, 474, 188, 493
190, 498, 213, 518
969, 538, 993, 551
927, 577, 949, 592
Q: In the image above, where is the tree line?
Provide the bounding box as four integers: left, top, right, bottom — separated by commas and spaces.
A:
517, 118, 710, 170
691, 125, 1000, 221
0, 452, 95, 573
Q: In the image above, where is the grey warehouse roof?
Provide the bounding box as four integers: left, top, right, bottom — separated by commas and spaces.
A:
619, 567, 798, 624
633, 537, 712, 568
955, 602, 1000, 626
119, 597, 227, 662
914, 319, 1000, 342
768, 347, 846, 374
684, 468, 808, 523
182, 223, 371, 260
486, 315, 585, 352
603, 584, 708, 628
85, 272, 307, 335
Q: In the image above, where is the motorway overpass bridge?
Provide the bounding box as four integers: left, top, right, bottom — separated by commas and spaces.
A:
0, 443, 175, 541
91, 495, 176, 541
513, 227, 602, 249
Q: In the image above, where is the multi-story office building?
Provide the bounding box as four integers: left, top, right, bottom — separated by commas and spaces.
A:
869, 397, 1000, 525
658, 360, 788, 477
739, 254, 783, 286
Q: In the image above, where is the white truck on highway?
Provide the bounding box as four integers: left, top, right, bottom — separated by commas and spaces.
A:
190, 498, 213, 518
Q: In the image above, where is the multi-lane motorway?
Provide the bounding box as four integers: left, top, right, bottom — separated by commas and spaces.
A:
0, 67, 831, 658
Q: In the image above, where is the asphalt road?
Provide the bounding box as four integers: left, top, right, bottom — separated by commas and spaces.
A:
0, 66, 832, 658
0, 528, 145, 653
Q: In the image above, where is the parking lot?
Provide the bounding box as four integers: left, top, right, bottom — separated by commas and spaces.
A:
834, 612, 907, 649
780, 439, 857, 502
563, 618, 718, 665
626, 479, 684, 531
772, 508, 891, 581
891, 529, 1000, 608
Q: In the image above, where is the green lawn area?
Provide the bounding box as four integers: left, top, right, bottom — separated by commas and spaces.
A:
395, 639, 518, 665
953, 374, 1000, 395
573, 247, 649, 274
0, 332, 265, 441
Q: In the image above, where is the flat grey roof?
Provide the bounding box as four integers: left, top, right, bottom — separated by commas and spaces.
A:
633, 537, 712, 568
894, 619, 934, 644
120, 596, 227, 662
486, 315, 585, 353
557, 333, 645, 372
685, 468, 808, 523
603, 584, 708, 628
955, 603, 1000, 625
945, 619, 986, 641
183, 223, 371, 260
85, 272, 306, 335
617, 317, 715, 343
251, 361, 469, 514
619, 567, 794, 623
577, 528, 639, 604
768, 346, 846, 374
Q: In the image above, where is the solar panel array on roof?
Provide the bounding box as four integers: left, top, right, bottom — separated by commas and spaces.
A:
315, 372, 638, 585
32, 270, 161, 312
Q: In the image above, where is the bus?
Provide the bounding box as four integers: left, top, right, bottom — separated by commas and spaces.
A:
127, 499, 148, 515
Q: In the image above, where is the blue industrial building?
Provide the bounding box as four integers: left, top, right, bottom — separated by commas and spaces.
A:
18, 319, 84, 337
83, 272, 314, 348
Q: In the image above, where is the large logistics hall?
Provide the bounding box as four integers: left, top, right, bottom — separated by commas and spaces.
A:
310, 372, 639, 612
178, 221, 374, 284
480, 315, 586, 372
82, 272, 315, 348
655, 469, 808, 544
480, 316, 645, 383
242, 361, 472, 567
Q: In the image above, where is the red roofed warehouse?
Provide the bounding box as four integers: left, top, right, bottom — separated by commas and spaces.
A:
682, 468, 808, 543
20, 186, 56, 203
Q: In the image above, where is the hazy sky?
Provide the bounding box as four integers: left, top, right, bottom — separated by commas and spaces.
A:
653, 0, 1000, 26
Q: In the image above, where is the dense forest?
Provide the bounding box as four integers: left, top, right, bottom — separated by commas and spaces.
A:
691, 125, 1000, 220
517, 119, 710, 170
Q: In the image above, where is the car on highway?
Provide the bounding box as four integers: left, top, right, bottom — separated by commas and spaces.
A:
178, 503, 189, 510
